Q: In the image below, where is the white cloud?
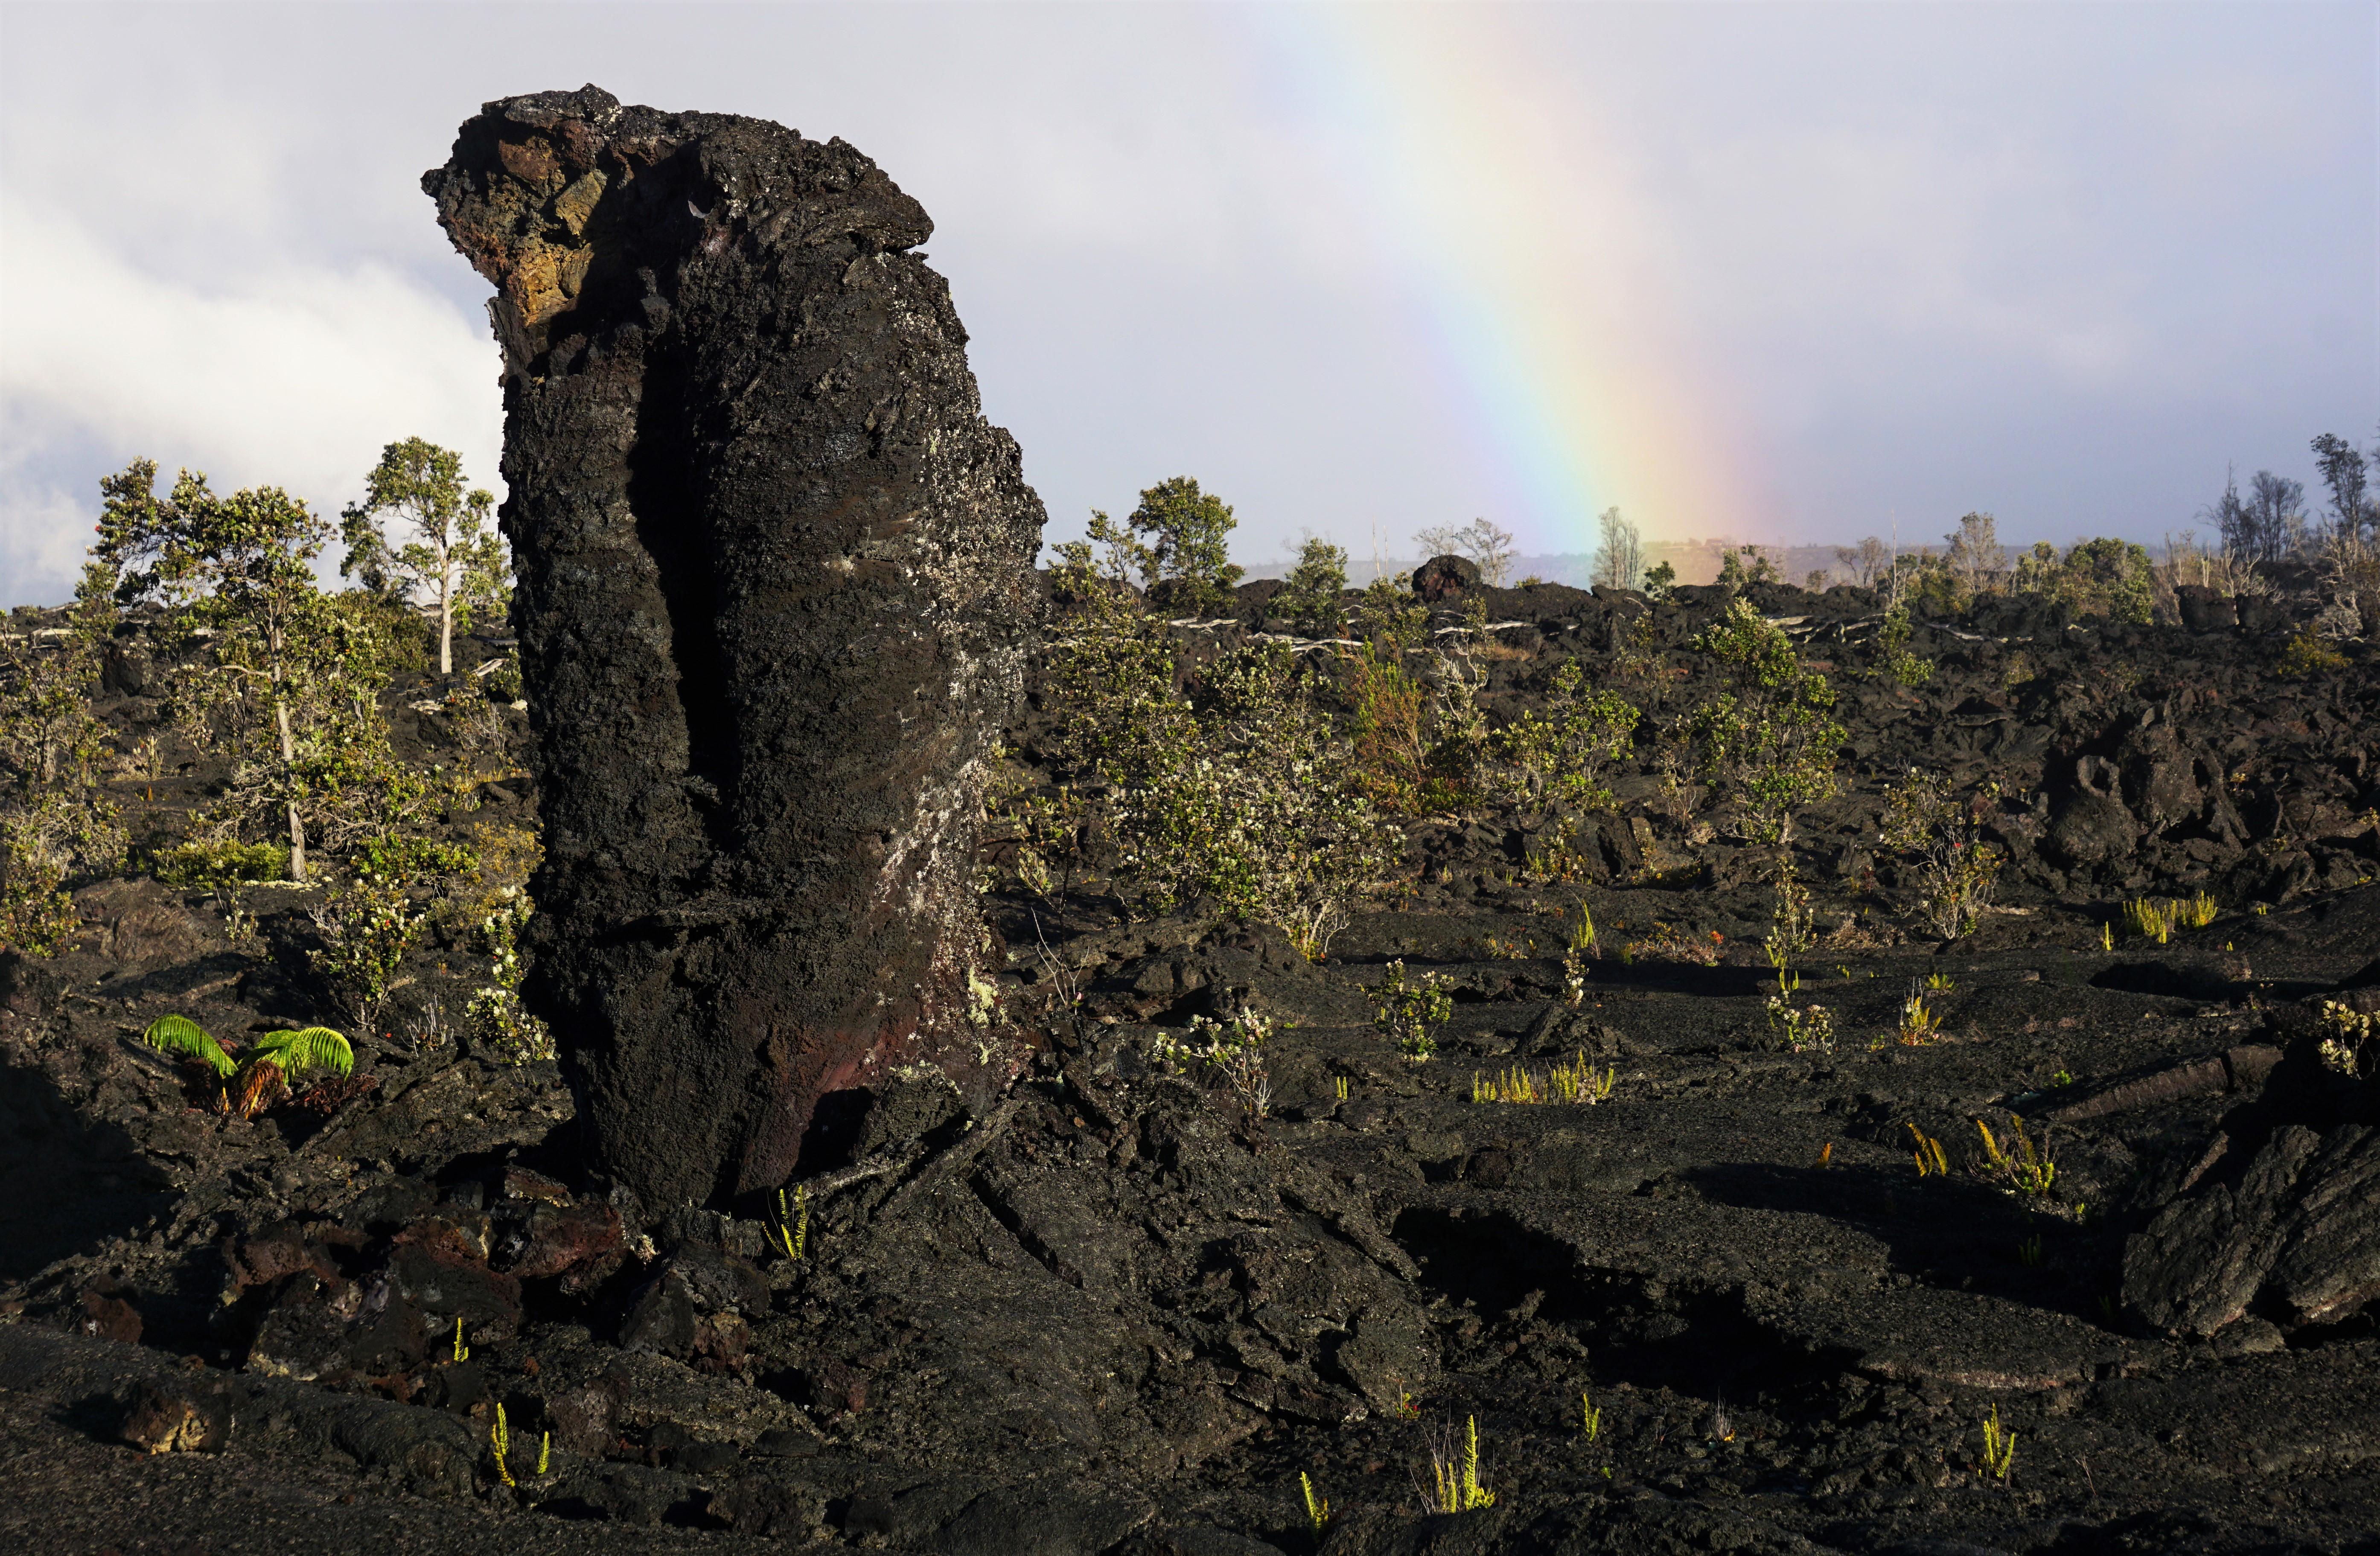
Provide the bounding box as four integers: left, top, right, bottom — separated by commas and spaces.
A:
0, 193, 501, 602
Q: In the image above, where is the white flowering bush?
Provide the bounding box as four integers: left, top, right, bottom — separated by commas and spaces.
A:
1111, 644, 1401, 959
310, 868, 422, 1030
1373, 959, 1453, 1061
469, 897, 553, 1063
1764, 996, 1835, 1054
2315, 999, 2374, 1080
1152, 1007, 1276, 1118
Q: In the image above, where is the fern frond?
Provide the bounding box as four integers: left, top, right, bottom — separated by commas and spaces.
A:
249, 1026, 355, 1081
143, 1014, 234, 1078
232, 1061, 284, 1119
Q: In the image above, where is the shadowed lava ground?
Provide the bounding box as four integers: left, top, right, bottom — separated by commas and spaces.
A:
3, 579, 2379, 1556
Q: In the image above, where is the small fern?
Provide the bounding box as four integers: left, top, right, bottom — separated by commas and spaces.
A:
143, 1014, 234, 1078
248, 1026, 355, 1081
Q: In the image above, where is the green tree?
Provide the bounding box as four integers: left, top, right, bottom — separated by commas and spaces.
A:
1942, 512, 2004, 592
1270, 535, 1350, 635
94, 461, 396, 882
1716, 546, 1779, 592
0, 624, 124, 954
340, 437, 509, 676
1095, 476, 1245, 616
2311, 433, 2373, 541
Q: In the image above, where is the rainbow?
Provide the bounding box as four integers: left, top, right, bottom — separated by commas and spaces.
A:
1232, 7, 1754, 555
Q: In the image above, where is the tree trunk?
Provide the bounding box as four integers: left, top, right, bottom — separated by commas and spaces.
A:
275, 694, 306, 883
437, 562, 453, 677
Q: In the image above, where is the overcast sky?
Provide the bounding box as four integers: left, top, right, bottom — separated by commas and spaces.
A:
2, 1, 2373, 605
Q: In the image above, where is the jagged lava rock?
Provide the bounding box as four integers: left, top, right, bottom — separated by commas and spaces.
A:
424, 86, 1044, 1207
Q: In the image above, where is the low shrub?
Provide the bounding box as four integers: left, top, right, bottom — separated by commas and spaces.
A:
1881, 772, 2005, 939
1498, 661, 1639, 811
1372, 959, 1451, 1061
469, 898, 553, 1063
1684, 598, 1845, 844
1151, 1007, 1275, 1118
150, 838, 289, 886
2278, 632, 2348, 678
310, 870, 422, 1030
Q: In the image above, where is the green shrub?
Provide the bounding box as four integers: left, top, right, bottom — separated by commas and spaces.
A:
1373, 959, 1452, 1060
2011, 537, 2154, 625
1270, 537, 1351, 637
2278, 632, 2348, 678
348, 833, 478, 886
1349, 575, 1430, 648
1151, 1007, 1274, 1118
309, 870, 422, 1030
1044, 536, 1402, 955
1876, 604, 1935, 687
151, 839, 290, 886
1880, 771, 2004, 938
1498, 660, 1640, 810
1684, 599, 1846, 844
1116, 642, 1401, 958
470, 898, 553, 1062
0, 822, 79, 956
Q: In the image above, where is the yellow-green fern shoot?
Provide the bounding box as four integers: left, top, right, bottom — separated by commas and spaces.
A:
248, 1026, 355, 1081
146, 1016, 354, 1119
1430, 1415, 1496, 1512
452, 1320, 469, 1364
1334, 1075, 1350, 1101
1908, 1123, 1950, 1177
1979, 1404, 2016, 1485
1975, 1116, 2057, 1196
1299, 1470, 1331, 1531
773, 1184, 810, 1262
491, 1402, 516, 1488
537, 1431, 550, 1477
1570, 904, 1598, 957
1580, 1390, 1601, 1444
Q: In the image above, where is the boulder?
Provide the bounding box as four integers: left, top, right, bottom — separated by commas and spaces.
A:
1411, 554, 1479, 602
425, 86, 1045, 1206
2124, 1117, 2380, 1338
2174, 585, 2237, 634
2048, 789, 2139, 868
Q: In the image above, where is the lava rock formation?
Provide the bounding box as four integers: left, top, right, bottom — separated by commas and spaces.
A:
423, 86, 1045, 1208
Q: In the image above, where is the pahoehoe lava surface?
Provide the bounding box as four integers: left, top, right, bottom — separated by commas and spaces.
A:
422, 85, 1045, 1208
